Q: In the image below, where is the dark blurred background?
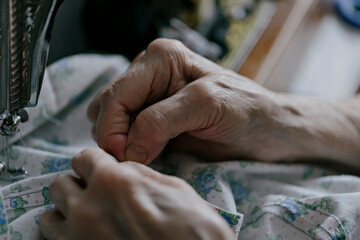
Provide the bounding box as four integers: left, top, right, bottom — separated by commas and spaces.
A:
48, 0, 230, 63
48, 0, 360, 99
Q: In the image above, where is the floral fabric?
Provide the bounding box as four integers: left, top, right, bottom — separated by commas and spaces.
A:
0, 54, 359, 240
157, 154, 360, 240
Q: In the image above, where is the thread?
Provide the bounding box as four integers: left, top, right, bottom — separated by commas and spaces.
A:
0, 130, 28, 175
18, 130, 28, 165
3, 136, 10, 172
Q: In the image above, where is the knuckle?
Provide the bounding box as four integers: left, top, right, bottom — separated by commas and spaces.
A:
50, 176, 72, 208
92, 166, 136, 193
92, 168, 112, 186
167, 176, 190, 189
189, 82, 221, 109
49, 174, 65, 193
70, 201, 100, 226
66, 195, 81, 211
39, 209, 54, 227
120, 160, 140, 169
79, 148, 101, 159
71, 154, 81, 168
87, 83, 116, 121
137, 109, 169, 143
147, 38, 185, 57
72, 148, 93, 167
98, 83, 116, 105
122, 161, 162, 178
186, 81, 224, 126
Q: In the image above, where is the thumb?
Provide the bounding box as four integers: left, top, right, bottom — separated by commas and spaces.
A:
124, 80, 223, 165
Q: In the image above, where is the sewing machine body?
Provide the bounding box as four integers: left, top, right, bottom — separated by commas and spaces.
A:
0, 0, 63, 178
0, 0, 63, 126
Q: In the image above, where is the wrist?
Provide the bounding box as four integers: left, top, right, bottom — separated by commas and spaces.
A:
266, 93, 360, 165
242, 91, 308, 161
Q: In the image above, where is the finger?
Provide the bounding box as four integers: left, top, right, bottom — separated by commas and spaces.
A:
72, 148, 116, 183
74, 148, 165, 183
87, 84, 130, 158
87, 93, 100, 124
88, 39, 221, 161
120, 161, 163, 179
130, 50, 146, 66
95, 100, 130, 159
120, 161, 185, 188
91, 126, 96, 141
50, 174, 82, 217
39, 209, 67, 240
125, 78, 224, 164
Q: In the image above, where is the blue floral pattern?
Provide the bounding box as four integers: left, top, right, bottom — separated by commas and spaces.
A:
10, 197, 28, 221
195, 172, 217, 194
215, 207, 242, 235
41, 157, 71, 174
332, 221, 353, 240
230, 181, 251, 204
278, 198, 317, 223
10, 197, 28, 209
188, 165, 223, 199
0, 197, 7, 235
280, 200, 302, 216
222, 171, 254, 205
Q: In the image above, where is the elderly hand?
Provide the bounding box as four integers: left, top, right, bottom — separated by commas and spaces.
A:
87, 38, 283, 164
39, 148, 234, 240
88, 38, 360, 166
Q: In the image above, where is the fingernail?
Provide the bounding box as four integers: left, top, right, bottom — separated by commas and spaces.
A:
124, 145, 148, 163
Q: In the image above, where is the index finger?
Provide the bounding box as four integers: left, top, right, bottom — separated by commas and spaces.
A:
72, 148, 116, 183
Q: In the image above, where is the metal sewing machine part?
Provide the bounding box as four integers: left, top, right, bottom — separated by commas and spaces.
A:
0, 0, 63, 179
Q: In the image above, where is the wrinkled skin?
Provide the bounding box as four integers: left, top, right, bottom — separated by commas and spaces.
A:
39, 148, 235, 240
86, 38, 285, 164
40, 39, 360, 239
87, 38, 360, 165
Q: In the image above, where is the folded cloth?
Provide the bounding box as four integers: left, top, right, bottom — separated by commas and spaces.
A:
157, 154, 359, 240
0, 54, 359, 240
0, 54, 130, 240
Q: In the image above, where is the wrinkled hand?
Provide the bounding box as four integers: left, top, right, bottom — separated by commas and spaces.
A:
39, 148, 234, 240
88, 38, 283, 164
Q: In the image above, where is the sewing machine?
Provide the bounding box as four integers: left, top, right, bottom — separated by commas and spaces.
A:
0, 0, 63, 179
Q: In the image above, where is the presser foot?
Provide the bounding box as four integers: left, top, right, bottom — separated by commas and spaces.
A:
0, 163, 27, 180
0, 109, 29, 180
0, 109, 29, 137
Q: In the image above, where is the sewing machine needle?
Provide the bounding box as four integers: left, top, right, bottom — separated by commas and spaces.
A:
4, 136, 10, 173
